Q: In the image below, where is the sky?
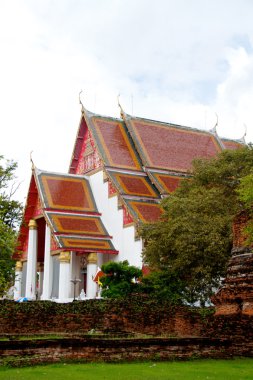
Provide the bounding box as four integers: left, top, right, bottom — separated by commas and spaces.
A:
1, 0, 253, 203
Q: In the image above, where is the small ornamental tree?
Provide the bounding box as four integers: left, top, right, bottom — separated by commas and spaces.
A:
100, 260, 142, 298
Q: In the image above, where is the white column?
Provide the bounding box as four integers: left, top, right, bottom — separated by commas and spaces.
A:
58, 251, 71, 302
70, 252, 81, 298
37, 263, 44, 299
41, 224, 53, 300
25, 219, 38, 299
86, 253, 98, 299
13, 261, 22, 300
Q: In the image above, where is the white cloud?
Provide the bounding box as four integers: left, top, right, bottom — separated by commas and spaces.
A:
1, 0, 253, 202
214, 47, 253, 140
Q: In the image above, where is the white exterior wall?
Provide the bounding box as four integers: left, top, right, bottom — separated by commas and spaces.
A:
89, 170, 143, 268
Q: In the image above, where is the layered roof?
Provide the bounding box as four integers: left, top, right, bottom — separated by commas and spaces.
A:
17, 107, 244, 258
84, 111, 142, 171
17, 169, 118, 257
124, 115, 223, 172
74, 107, 243, 220
37, 171, 98, 213
221, 138, 245, 150
36, 169, 117, 253
80, 109, 163, 223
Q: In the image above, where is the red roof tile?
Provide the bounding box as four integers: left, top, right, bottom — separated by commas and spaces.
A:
222, 139, 244, 150
57, 236, 116, 253
85, 113, 142, 171
47, 213, 108, 236
37, 172, 98, 213
16, 169, 117, 256
125, 118, 222, 172
147, 171, 185, 194
107, 171, 159, 198
125, 199, 162, 223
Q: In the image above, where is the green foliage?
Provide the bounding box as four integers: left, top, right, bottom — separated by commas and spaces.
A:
141, 146, 253, 305
140, 271, 186, 304
236, 172, 253, 243
0, 221, 16, 296
100, 261, 142, 298
0, 156, 23, 297
237, 173, 253, 208
191, 145, 253, 191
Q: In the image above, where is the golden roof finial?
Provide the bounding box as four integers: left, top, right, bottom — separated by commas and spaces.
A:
243, 123, 247, 139
117, 94, 125, 120
79, 90, 85, 114
209, 112, 218, 134
30, 151, 35, 171
238, 123, 247, 144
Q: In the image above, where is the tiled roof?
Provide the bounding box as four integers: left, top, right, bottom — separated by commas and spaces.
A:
57, 236, 115, 251
17, 108, 243, 260
124, 115, 223, 172
221, 138, 244, 150
17, 169, 118, 256
79, 109, 163, 225
35, 169, 117, 253
75, 108, 243, 225
124, 199, 163, 223
107, 170, 159, 198
147, 171, 187, 195
37, 171, 98, 213
47, 213, 109, 236
84, 111, 142, 171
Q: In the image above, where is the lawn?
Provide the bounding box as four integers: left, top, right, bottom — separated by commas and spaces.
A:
0, 359, 253, 380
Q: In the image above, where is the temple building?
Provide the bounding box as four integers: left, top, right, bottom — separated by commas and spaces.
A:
13, 105, 243, 302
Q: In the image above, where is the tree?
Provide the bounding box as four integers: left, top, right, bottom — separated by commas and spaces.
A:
141, 146, 253, 305
140, 270, 186, 304
237, 172, 253, 243
0, 220, 17, 296
0, 156, 23, 296
100, 260, 142, 298
237, 173, 253, 207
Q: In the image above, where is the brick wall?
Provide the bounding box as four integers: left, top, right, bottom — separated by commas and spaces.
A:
0, 299, 203, 336
0, 337, 235, 366
1, 299, 253, 364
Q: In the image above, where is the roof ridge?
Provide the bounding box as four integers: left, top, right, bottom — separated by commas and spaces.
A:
221, 136, 246, 144
82, 106, 122, 122
124, 113, 216, 135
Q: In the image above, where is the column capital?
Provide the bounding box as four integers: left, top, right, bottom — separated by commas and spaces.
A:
59, 251, 71, 263
28, 219, 37, 229
87, 252, 97, 264
15, 261, 23, 271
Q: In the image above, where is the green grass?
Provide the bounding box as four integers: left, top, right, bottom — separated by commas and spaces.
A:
0, 359, 253, 380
